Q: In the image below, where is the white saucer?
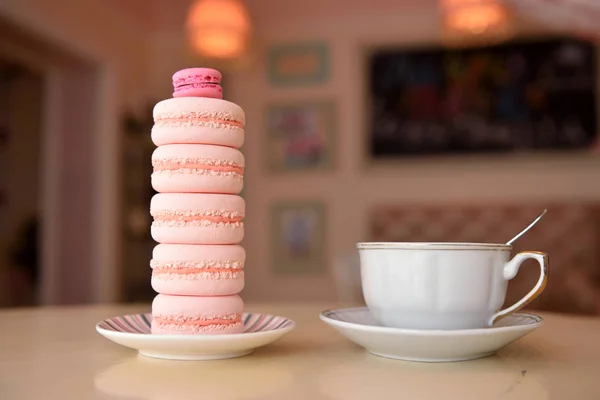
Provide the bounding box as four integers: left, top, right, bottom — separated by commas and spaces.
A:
320, 307, 542, 362
96, 312, 295, 360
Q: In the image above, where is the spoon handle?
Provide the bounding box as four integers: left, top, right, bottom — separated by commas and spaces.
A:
506, 209, 547, 245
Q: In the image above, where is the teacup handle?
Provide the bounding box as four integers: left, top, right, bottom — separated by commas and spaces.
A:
488, 251, 549, 326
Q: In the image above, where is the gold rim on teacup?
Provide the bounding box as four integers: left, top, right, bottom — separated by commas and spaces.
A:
357, 242, 512, 251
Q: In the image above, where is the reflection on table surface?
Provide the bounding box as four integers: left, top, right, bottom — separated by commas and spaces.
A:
1, 303, 600, 400
95, 355, 296, 400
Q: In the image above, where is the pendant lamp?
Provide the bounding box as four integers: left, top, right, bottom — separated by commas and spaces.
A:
440, 0, 514, 46
186, 0, 251, 59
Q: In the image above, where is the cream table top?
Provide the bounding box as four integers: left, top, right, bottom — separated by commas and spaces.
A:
1, 302, 599, 400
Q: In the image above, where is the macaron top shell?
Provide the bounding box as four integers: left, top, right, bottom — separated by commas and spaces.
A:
152, 243, 246, 263
152, 293, 244, 317
173, 68, 222, 85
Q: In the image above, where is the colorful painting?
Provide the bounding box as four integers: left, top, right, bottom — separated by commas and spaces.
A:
368, 37, 597, 158
265, 101, 335, 173
268, 43, 330, 86
270, 201, 326, 275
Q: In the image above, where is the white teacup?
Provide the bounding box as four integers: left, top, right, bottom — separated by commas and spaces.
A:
357, 242, 548, 330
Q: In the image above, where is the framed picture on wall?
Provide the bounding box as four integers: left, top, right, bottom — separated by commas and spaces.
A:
269, 201, 326, 275
265, 100, 336, 173
267, 42, 330, 86
367, 37, 598, 159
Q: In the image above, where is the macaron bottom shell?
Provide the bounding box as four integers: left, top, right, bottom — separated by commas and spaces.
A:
173, 84, 223, 99
151, 173, 243, 195
151, 225, 244, 245
151, 126, 244, 149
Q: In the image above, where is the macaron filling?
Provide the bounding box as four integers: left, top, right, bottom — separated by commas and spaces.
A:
152, 313, 242, 332
173, 82, 223, 95
151, 260, 244, 280
173, 73, 221, 87
151, 209, 244, 227
152, 158, 244, 178
154, 111, 243, 130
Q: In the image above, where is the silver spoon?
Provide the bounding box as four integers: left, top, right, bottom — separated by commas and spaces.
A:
506, 209, 547, 245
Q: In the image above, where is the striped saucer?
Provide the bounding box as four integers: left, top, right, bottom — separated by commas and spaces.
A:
96, 312, 295, 361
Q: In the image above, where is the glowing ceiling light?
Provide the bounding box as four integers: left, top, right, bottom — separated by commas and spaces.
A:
440, 0, 514, 46
186, 0, 251, 59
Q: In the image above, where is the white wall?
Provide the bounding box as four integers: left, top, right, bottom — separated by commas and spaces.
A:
227, 5, 600, 302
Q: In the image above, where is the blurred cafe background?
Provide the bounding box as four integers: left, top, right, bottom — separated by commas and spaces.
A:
0, 0, 599, 315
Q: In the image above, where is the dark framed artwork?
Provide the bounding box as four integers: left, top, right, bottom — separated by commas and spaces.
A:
269, 201, 326, 275
367, 37, 597, 159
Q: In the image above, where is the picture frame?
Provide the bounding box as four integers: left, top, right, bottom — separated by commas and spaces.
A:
269, 201, 326, 275
365, 37, 597, 160
265, 100, 336, 173
267, 42, 330, 86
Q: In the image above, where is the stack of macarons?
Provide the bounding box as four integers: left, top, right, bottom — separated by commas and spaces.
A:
149, 68, 246, 335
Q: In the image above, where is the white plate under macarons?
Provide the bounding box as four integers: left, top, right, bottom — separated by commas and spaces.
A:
96, 312, 294, 360
320, 307, 543, 362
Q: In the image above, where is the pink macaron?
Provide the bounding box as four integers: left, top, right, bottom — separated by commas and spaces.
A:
151, 144, 244, 194
151, 97, 245, 148
151, 244, 245, 296
150, 193, 244, 245
172, 67, 223, 99
151, 293, 244, 335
